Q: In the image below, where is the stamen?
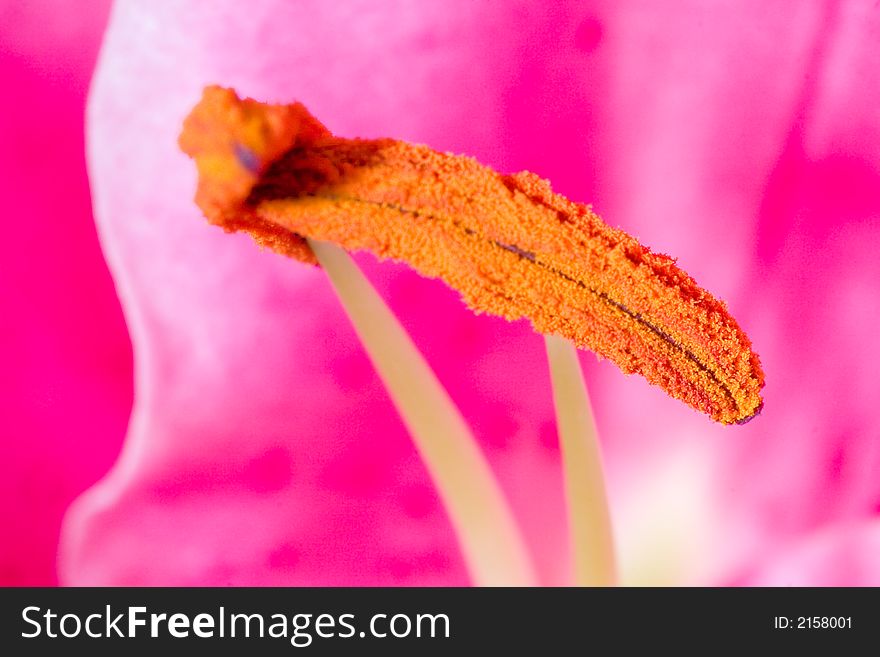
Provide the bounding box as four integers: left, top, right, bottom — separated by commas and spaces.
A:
178, 86, 765, 424
178, 85, 767, 585
308, 238, 537, 586
545, 334, 616, 586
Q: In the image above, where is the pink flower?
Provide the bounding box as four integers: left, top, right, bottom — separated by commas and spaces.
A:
7, 1, 880, 586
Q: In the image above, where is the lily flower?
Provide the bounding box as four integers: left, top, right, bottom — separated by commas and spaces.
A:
12, 0, 880, 586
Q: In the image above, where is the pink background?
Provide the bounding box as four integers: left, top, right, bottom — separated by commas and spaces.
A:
3, 0, 879, 586
1, 0, 122, 585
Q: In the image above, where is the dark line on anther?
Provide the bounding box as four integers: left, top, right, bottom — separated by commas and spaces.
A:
547, 266, 736, 408
495, 242, 537, 262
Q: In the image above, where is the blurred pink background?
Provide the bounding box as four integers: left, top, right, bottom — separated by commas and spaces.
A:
2, 0, 879, 586
1, 0, 123, 585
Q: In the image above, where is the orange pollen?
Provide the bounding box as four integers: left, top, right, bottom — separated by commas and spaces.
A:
179, 86, 765, 425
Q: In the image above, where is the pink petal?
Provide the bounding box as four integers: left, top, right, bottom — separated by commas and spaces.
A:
0, 0, 121, 585
737, 520, 880, 586
57, 0, 880, 586
595, 0, 880, 583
